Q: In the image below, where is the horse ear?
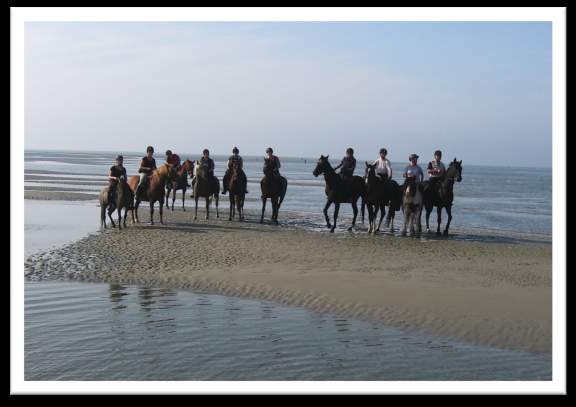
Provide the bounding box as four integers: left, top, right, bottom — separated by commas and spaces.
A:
326, 155, 329, 159
459, 160, 462, 165
365, 161, 370, 167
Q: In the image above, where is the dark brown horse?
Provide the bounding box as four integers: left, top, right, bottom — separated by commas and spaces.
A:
165, 159, 194, 211
423, 159, 463, 236
362, 163, 403, 234
99, 178, 135, 229
260, 158, 287, 224
312, 155, 365, 233
228, 160, 246, 221
127, 163, 176, 225
192, 160, 220, 220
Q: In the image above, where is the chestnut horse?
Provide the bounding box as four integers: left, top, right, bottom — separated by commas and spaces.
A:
165, 159, 194, 211
127, 163, 176, 225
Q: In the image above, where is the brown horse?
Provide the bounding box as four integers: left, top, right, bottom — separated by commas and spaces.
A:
127, 163, 176, 225
228, 160, 246, 221
165, 159, 194, 211
260, 158, 287, 224
192, 160, 220, 220
99, 179, 135, 229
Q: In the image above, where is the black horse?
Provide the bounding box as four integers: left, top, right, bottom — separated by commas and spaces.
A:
422, 158, 463, 236
260, 158, 287, 224
228, 160, 247, 221
312, 155, 366, 233
363, 163, 402, 234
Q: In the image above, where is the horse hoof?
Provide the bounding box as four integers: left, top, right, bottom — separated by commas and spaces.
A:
443, 230, 449, 236
347, 227, 353, 232
326, 224, 332, 229
330, 228, 335, 233
436, 231, 442, 236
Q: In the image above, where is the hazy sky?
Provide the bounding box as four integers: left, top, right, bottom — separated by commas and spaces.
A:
24, 22, 552, 167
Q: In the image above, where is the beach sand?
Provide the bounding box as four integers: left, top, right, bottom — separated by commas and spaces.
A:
24, 200, 552, 353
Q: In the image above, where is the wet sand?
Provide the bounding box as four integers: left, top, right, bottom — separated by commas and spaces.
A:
24, 202, 552, 353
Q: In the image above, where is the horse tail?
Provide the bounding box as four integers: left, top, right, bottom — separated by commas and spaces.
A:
278, 177, 288, 207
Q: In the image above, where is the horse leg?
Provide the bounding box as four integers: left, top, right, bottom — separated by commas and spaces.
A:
205, 197, 210, 220
349, 200, 358, 231
229, 195, 233, 221
272, 197, 279, 224
323, 200, 332, 229
134, 200, 140, 223
367, 204, 374, 233
444, 205, 453, 236
436, 206, 442, 236
149, 201, 155, 225
159, 200, 164, 225
425, 204, 432, 233
117, 207, 122, 230
101, 203, 107, 228
171, 187, 176, 211
108, 208, 116, 228
401, 206, 410, 236
260, 197, 267, 223
376, 204, 385, 233
331, 203, 340, 233
215, 194, 219, 218
182, 188, 186, 211
194, 197, 199, 220
416, 205, 423, 234
123, 207, 128, 228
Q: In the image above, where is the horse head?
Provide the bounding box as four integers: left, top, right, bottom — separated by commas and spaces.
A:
448, 158, 463, 182
194, 160, 202, 177
364, 162, 377, 180
182, 159, 194, 178
312, 155, 330, 177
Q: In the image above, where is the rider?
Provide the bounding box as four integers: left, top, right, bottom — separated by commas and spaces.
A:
373, 147, 393, 180
192, 149, 215, 193
426, 150, 446, 193
165, 149, 181, 170
107, 154, 127, 211
264, 147, 281, 177
136, 146, 157, 199
223, 146, 248, 194
402, 153, 424, 197
335, 147, 356, 179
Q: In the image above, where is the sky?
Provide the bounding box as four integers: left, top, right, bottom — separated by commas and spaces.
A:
24, 22, 552, 167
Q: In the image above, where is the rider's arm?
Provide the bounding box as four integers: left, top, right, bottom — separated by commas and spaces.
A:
108, 167, 117, 181
276, 157, 281, 169
386, 160, 393, 178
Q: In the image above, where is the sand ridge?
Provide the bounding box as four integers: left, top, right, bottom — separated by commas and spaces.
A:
24, 206, 552, 353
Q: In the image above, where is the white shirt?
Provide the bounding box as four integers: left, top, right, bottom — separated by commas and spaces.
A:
373, 157, 393, 178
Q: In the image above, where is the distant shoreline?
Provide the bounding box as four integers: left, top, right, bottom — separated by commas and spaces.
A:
24, 149, 552, 170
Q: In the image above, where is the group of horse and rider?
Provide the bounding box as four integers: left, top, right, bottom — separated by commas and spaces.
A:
312, 147, 463, 236
101, 144, 462, 237
100, 145, 287, 228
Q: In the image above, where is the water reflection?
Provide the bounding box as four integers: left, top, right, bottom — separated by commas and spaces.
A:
26, 281, 552, 381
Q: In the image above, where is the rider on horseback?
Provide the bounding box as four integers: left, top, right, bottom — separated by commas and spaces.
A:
165, 149, 181, 170
373, 147, 393, 181
107, 155, 127, 212
192, 149, 215, 193
426, 150, 446, 197
223, 146, 248, 194
403, 154, 424, 197
335, 147, 356, 194
264, 147, 281, 177
136, 146, 157, 200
